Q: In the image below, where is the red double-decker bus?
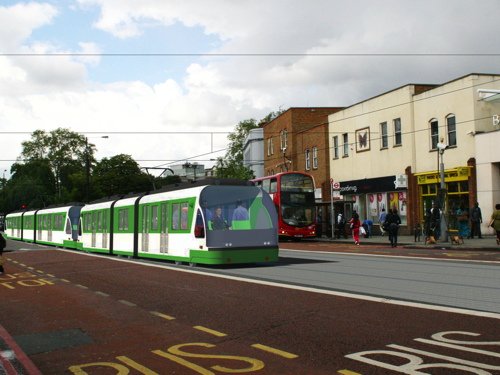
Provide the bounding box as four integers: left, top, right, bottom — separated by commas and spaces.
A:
252, 172, 316, 239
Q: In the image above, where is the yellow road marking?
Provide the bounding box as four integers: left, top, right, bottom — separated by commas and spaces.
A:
252, 344, 298, 358
76, 284, 88, 289
61, 279, 70, 283
338, 370, 363, 375
193, 326, 227, 337
150, 311, 176, 320
46, 274, 55, 277
116, 356, 160, 375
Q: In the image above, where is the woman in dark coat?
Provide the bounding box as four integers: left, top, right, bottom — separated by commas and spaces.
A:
388, 209, 402, 248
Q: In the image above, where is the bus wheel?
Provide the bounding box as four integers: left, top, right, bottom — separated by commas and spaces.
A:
189, 262, 197, 267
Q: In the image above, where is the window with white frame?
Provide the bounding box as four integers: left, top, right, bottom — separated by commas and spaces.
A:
283, 129, 288, 150
430, 119, 439, 150
267, 137, 275, 156
305, 149, 310, 170
342, 133, 349, 156
447, 115, 456, 147
312, 147, 318, 169
394, 118, 402, 146
333, 136, 339, 158
380, 122, 388, 148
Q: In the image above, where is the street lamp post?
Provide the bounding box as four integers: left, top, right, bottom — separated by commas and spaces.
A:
84, 136, 109, 203
437, 138, 449, 242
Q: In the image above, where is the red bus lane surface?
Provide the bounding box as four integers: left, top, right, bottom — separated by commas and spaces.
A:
1, 249, 499, 375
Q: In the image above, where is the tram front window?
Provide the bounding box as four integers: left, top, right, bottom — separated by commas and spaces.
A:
200, 185, 277, 248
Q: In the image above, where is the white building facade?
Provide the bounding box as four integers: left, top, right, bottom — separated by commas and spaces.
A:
328, 73, 500, 235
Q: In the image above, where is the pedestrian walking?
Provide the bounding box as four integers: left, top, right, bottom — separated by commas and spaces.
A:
487, 203, 500, 245
387, 209, 402, 247
349, 211, 361, 245
470, 202, 483, 238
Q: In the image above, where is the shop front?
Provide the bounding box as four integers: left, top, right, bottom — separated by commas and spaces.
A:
339, 175, 408, 234
415, 166, 472, 231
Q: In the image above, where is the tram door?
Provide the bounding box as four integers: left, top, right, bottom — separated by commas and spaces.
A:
37, 217, 42, 240
160, 203, 168, 253
47, 215, 52, 242
91, 212, 97, 247
102, 211, 108, 249
142, 205, 150, 252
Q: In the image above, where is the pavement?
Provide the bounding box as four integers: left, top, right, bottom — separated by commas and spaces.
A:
310, 233, 500, 250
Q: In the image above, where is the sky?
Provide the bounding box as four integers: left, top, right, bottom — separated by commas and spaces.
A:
1, 0, 499, 179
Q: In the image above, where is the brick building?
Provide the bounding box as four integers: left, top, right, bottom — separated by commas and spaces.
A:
262, 107, 343, 235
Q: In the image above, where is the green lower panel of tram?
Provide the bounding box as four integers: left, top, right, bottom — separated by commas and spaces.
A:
189, 248, 279, 265
137, 248, 279, 265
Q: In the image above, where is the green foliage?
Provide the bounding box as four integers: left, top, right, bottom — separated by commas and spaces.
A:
215, 110, 284, 180
93, 154, 151, 197
5, 160, 56, 210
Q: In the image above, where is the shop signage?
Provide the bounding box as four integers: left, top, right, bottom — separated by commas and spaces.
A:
339, 175, 406, 195
416, 167, 470, 185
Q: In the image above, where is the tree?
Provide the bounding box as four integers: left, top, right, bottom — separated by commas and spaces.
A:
5, 160, 56, 210
215, 119, 258, 180
93, 154, 151, 197
20, 128, 95, 200
215, 110, 285, 180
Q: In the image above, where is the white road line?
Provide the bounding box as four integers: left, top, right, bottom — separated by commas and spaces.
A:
55, 248, 500, 320
281, 248, 500, 264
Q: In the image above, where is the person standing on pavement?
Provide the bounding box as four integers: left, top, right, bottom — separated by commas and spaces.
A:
431, 203, 441, 240
378, 208, 387, 236
470, 202, 483, 239
487, 203, 500, 245
387, 209, 402, 247
349, 211, 361, 245
337, 212, 347, 239
456, 204, 470, 238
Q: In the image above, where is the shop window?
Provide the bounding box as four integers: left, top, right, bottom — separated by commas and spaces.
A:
430, 119, 439, 150
380, 122, 388, 149
333, 136, 339, 159
394, 118, 402, 146
342, 133, 349, 156
447, 115, 457, 147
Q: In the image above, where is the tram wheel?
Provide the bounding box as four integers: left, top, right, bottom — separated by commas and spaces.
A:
174, 261, 183, 265
189, 262, 197, 267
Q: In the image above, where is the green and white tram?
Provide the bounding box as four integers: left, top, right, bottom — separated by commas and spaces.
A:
5, 204, 84, 246
79, 179, 279, 266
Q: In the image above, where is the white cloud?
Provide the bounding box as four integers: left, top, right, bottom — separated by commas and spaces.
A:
1, 0, 500, 178
0, 2, 58, 50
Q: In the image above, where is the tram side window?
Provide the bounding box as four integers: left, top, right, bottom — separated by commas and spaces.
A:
84, 213, 92, 231
97, 212, 102, 231
152, 205, 158, 231
118, 209, 129, 231
172, 202, 189, 230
